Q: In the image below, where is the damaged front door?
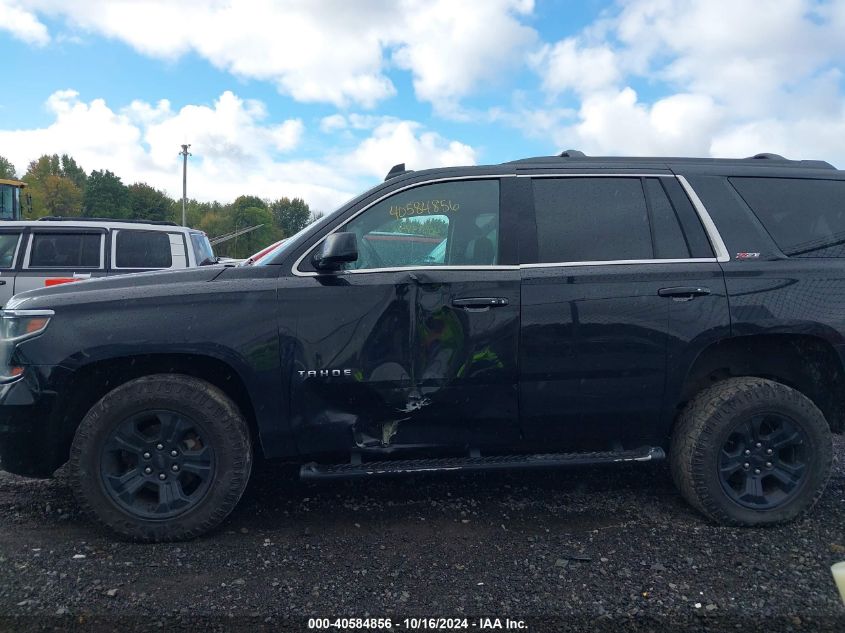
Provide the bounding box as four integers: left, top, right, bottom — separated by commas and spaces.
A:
288, 178, 520, 454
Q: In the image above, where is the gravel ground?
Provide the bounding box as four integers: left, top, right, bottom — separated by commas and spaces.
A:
1, 437, 843, 633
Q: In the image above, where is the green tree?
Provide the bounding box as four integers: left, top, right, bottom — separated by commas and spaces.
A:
395, 217, 449, 238
24, 155, 58, 181
0, 156, 16, 179
128, 183, 174, 222
37, 175, 83, 218
269, 196, 311, 237
60, 154, 87, 190
83, 169, 130, 218
168, 198, 223, 227
232, 205, 280, 258
231, 195, 267, 214
205, 205, 281, 259
23, 154, 86, 217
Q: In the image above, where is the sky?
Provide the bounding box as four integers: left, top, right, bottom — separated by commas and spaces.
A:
1, 0, 844, 213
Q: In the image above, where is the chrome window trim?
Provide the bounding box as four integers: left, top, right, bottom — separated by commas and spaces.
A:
323, 265, 520, 275
676, 175, 730, 262
291, 172, 729, 277
521, 257, 719, 269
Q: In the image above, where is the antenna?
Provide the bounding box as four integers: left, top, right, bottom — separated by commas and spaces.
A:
385, 163, 407, 181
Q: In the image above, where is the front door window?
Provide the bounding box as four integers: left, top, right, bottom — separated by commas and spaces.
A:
337, 179, 500, 271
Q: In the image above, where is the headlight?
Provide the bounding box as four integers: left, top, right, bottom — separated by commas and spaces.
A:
0, 309, 54, 382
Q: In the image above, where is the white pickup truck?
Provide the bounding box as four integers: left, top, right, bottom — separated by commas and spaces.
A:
0, 218, 218, 306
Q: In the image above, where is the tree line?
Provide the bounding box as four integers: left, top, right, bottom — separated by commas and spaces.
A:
0, 154, 320, 258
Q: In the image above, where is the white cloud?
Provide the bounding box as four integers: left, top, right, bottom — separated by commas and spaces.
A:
342, 120, 477, 179
0, 90, 478, 212
319, 113, 398, 134
17, 0, 537, 109
612, 0, 845, 117
564, 88, 723, 156
391, 0, 536, 112
711, 106, 845, 162
0, 0, 49, 45
523, 0, 845, 166
531, 38, 620, 96
319, 114, 348, 134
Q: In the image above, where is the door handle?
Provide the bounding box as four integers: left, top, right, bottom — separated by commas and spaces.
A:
658, 286, 711, 299
452, 297, 510, 310
0, 280, 6, 286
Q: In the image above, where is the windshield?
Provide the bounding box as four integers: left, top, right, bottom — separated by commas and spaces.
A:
190, 232, 216, 264
254, 205, 345, 266
0, 185, 16, 220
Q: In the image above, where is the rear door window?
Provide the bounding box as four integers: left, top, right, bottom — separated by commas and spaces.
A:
730, 177, 845, 257
114, 230, 174, 269
532, 177, 652, 262
531, 177, 713, 263
28, 232, 102, 268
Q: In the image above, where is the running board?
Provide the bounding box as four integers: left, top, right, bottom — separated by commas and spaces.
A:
299, 446, 665, 481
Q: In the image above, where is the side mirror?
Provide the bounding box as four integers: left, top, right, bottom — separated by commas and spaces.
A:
312, 232, 358, 271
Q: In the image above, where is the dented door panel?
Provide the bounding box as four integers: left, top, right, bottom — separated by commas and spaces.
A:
285, 269, 520, 455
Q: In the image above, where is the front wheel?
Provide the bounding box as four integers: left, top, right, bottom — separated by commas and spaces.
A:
69, 374, 252, 541
671, 377, 832, 526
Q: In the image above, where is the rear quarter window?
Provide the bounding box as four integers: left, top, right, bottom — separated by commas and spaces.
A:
114, 230, 174, 269
729, 177, 845, 257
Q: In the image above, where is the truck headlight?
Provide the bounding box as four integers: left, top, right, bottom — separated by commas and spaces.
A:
0, 309, 54, 382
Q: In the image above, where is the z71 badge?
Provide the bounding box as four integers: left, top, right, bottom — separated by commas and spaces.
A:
735, 252, 761, 260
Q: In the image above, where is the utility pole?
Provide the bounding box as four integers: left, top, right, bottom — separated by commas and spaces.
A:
179, 144, 191, 226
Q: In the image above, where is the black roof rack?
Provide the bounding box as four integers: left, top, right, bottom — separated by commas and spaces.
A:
556, 150, 791, 161
504, 153, 835, 169
385, 163, 412, 181
746, 153, 787, 160
38, 216, 179, 226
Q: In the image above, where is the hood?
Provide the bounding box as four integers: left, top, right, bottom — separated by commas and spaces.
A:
5, 266, 227, 311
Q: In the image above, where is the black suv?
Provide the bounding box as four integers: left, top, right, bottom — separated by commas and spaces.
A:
1, 152, 842, 541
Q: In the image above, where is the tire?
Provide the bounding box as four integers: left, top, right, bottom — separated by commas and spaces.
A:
69, 374, 252, 542
670, 377, 832, 526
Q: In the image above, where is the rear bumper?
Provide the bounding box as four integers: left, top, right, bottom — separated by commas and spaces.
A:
0, 374, 63, 478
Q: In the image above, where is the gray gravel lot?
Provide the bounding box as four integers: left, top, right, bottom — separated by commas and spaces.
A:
1, 437, 843, 633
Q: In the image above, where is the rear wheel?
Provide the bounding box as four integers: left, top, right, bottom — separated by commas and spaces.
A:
69, 374, 252, 541
671, 377, 832, 526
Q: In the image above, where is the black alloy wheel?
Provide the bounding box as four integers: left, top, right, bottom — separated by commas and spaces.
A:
670, 377, 832, 526
717, 412, 809, 510
70, 374, 252, 541
101, 410, 215, 519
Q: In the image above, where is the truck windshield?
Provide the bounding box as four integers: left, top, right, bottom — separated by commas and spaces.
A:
190, 232, 216, 265
254, 205, 344, 266
0, 185, 15, 221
